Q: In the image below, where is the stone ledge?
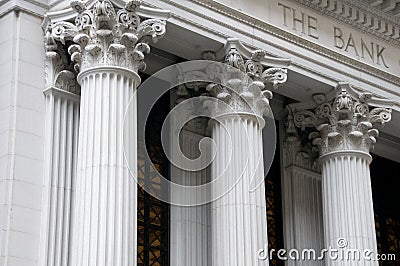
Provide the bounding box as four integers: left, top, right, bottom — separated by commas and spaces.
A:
0, 0, 49, 18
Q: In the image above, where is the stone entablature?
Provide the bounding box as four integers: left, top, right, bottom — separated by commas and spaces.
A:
156, 0, 400, 110
288, 0, 400, 47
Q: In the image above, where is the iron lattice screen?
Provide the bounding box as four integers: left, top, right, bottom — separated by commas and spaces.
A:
137, 142, 169, 266
137, 79, 170, 266
265, 131, 284, 266
375, 215, 400, 265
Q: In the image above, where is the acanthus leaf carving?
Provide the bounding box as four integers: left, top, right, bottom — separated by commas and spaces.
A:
55, 70, 80, 94
292, 82, 393, 156
47, 0, 168, 73
44, 25, 80, 94
205, 46, 289, 116
178, 42, 287, 117
294, 110, 318, 130
284, 110, 320, 172
174, 40, 290, 119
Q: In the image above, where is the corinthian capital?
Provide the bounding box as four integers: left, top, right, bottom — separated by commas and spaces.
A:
293, 82, 392, 156
47, 0, 168, 73
200, 39, 290, 117
44, 26, 79, 94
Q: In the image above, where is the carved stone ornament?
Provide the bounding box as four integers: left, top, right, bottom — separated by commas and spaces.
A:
193, 39, 290, 118
292, 82, 392, 156
283, 110, 320, 172
46, 0, 168, 73
44, 26, 80, 94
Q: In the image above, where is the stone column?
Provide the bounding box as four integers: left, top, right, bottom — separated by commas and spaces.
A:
47, 1, 168, 265
169, 87, 211, 266
170, 129, 211, 266
205, 48, 288, 266
73, 65, 139, 265
281, 115, 324, 265
40, 37, 80, 266
294, 82, 392, 265
210, 111, 267, 266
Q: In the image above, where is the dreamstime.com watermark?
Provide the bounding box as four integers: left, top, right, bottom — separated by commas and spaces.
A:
257, 238, 396, 262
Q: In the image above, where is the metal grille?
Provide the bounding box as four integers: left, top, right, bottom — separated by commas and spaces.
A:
137, 142, 169, 266
375, 215, 400, 265
136, 77, 170, 266
265, 139, 284, 266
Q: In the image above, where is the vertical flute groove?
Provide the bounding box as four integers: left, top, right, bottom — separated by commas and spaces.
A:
70, 69, 139, 266
211, 116, 268, 266
321, 152, 377, 266
281, 133, 324, 265
41, 88, 80, 266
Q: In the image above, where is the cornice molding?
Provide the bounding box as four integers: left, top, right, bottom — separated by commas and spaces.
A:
288, 0, 400, 48
44, 0, 170, 24
0, 0, 49, 17
342, 0, 400, 24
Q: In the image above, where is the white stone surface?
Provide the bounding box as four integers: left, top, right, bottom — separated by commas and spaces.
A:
292, 83, 392, 265
321, 153, 378, 266
281, 134, 324, 265
211, 116, 269, 266
70, 68, 139, 266
281, 165, 324, 265
170, 129, 211, 266
0, 0, 398, 265
39, 88, 79, 266
42, 1, 170, 264
148, 0, 400, 113
0, 10, 46, 266
0, 0, 49, 17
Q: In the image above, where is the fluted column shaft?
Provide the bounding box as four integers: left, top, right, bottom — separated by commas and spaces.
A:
71, 67, 139, 266
293, 83, 392, 265
321, 151, 377, 265
40, 88, 80, 266
174, 40, 289, 266
170, 130, 211, 266
282, 167, 324, 265
45, 1, 169, 265
281, 135, 324, 265
211, 114, 268, 266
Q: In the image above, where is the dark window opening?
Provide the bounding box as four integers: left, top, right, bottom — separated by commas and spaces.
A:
137, 86, 170, 266
266, 123, 284, 266
371, 154, 400, 265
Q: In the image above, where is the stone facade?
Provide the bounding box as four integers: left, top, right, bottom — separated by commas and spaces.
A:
0, 0, 399, 265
